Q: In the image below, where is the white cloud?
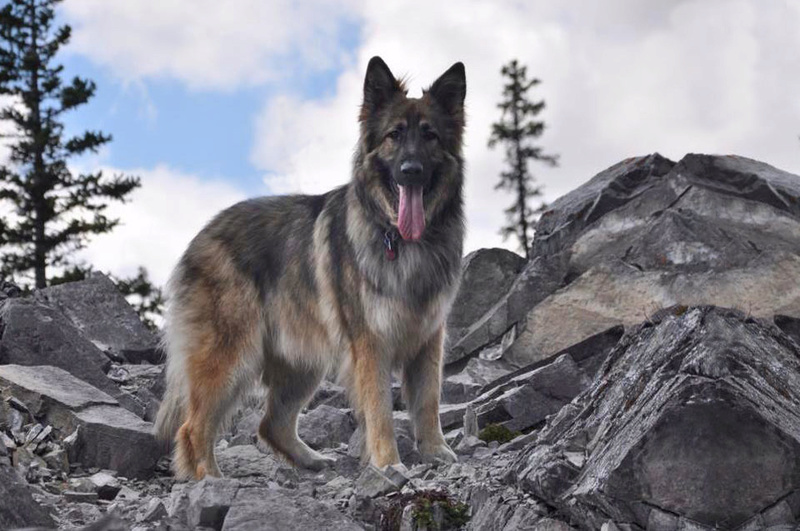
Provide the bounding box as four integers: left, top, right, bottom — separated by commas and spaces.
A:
251, 0, 800, 256
76, 165, 247, 286
60, 0, 362, 90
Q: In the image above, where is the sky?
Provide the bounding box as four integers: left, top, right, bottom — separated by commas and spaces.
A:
18, 0, 800, 286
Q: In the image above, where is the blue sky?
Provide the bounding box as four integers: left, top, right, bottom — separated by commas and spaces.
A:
59, 28, 361, 195
24, 0, 800, 285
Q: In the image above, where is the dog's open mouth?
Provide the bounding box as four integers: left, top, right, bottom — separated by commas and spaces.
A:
397, 184, 425, 241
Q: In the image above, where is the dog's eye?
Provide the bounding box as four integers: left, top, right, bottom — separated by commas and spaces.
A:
422, 129, 438, 142
387, 129, 402, 141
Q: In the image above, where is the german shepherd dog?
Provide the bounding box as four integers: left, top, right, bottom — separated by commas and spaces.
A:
155, 57, 466, 479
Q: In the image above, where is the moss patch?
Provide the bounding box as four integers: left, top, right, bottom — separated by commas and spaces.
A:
478, 423, 519, 444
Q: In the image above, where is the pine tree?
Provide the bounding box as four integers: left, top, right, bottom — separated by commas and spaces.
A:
488, 59, 558, 259
0, 0, 140, 288
114, 266, 164, 331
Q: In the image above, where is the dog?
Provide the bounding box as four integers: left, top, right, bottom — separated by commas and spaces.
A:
154, 56, 467, 479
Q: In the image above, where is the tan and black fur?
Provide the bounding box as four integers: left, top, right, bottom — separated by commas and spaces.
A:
154, 57, 467, 479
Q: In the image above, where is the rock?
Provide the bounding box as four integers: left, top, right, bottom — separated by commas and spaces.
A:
472, 354, 589, 432
0, 457, 55, 529
514, 306, 800, 529
513, 154, 800, 365
0, 299, 121, 397
137, 497, 169, 523
446, 252, 569, 364
89, 470, 121, 500
177, 477, 362, 530
455, 435, 484, 455
36, 272, 160, 364
308, 380, 349, 410
297, 405, 356, 450
775, 314, 800, 346
64, 490, 99, 503
69, 404, 164, 479
216, 444, 297, 486
355, 464, 409, 498
463, 405, 478, 438
0, 365, 163, 478
442, 357, 516, 404
447, 248, 526, 345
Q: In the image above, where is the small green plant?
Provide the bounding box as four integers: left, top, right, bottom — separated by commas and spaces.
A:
380, 490, 470, 530
478, 423, 519, 444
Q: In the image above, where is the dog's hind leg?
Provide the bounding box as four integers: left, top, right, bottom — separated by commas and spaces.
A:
403, 326, 457, 464
259, 361, 335, 470
173, 329, 254, 480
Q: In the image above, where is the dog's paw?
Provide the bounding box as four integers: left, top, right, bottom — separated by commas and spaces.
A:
382, 462, 409, 477
420, 442, 458, 464
300, 451, 337, 471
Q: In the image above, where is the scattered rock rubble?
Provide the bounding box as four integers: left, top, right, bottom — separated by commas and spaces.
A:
0, 154, 799, 530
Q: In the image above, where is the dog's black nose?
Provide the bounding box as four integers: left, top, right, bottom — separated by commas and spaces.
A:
401, 160, 423, 176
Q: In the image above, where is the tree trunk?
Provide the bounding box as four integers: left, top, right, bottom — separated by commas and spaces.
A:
27, 1, 46, 288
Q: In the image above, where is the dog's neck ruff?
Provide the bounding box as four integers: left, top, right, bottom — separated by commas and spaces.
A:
383, 228, 399, 261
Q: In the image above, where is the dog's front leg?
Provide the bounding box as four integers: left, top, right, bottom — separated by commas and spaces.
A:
352, 334, 401, 468
403, 326, 457, 463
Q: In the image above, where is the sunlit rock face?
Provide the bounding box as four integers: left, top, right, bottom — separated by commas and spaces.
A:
499, 153, 800, 366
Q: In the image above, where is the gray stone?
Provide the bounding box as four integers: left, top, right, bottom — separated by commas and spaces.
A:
0, 458, 55, 529
447, 252, 569, 364
308, 379, 349, 410
775, 314, 800, 346
448, 248, 526, 344
179, 477, 362, 530
514, 307, 800, 529
223, 484, 363, 530
512, 154, 800, 366
216, 444, 298, 486
355, 464, 409, 498
298, 405, 356, 449
0, 364, 118, 414
442, 357, 516, 404
0, 365, 162, 478
137, 497, 169, 523
472, 354, 589, 432
0, 299, 121, 396
455, 435, 485, 455
64, 490, 99, 503
36, 271, 160, 364
69, 404, 163, 478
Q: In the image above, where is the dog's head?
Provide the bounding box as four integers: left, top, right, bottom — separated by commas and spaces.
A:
357, 57, 466, 241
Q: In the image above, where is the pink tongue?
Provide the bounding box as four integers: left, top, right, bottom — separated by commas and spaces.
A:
397, 185, 425, 241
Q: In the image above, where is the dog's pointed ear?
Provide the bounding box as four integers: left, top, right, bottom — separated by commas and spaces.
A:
362, 56, 401, 115
429, 62, 466, 116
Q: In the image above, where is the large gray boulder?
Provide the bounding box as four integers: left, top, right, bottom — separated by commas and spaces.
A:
447, 248, 526, 346
0, 298, 119, 395
504, 154, 800, 365
0, 364, 163, 479
0, 457, 55, 529
36, 272, 161, 364
513, 306, 800, 530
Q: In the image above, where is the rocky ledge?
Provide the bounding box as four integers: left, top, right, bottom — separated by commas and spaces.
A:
1, 153, 800, 530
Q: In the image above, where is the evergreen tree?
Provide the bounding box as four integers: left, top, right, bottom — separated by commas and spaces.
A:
488, 59, 558, 259
114, 266, 164, 331
0, 0, 139, 288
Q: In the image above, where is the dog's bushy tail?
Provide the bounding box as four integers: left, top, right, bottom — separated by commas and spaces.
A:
153, 283, 189, 443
